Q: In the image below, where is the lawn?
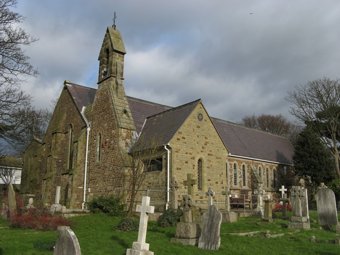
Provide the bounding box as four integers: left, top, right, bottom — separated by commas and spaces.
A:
1, 211, 340, 255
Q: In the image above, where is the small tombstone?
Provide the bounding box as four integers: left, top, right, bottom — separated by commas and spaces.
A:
54, 226, 81, 255
171, 195, 201, 246
288, 186, 310, 229
198, 188, 222, 250
263, 198, 273, 222
126, 196, 155, 255
315, 183, 339, 231
26, 197, 35, 209
183, 174, 196, 196
51, 186, 63, 213
1, 202, 8, 219
224, 187, 238, 223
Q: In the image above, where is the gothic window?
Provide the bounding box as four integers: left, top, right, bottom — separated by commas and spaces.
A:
226, 162, 229, 185
266, 167, 269, 187
233, 163, 238, 186
242, 164, 246, 187
67, 125, 74, 170
197, 158, 203, 190
144, 157, 163, 172
96, 133, 101, 162
273, 168, 277, 188
258, 166, 262, 180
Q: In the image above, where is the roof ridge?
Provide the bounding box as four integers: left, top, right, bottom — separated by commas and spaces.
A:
145, 99, 201, 120
64, 80, 97, 91
126, 96, 172, 109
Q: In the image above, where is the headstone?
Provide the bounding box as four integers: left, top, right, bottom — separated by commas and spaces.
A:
8, 183, 17, 217
263, 198, 273, 222
126, 196, 155, 255
198, 205, 222, 250
54, 226, 81, 255
183, 174, 196, 196
170, 178, 179, 209
1, 202, 8, 219
315, 183, 339, 230
206, 187, 215, 206
255, 182, 265, 216
288, 186, 310, 229
224, 187, 238, 223
171, 195, 201, 246
51, 186, 63, 213
26, 197, 35, 209
279, 185, 287, 199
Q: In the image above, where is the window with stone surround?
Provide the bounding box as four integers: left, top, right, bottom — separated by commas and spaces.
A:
226, 162, 229, 185
96, 133, 101, 162
197, 158, 203, 190
273, 168, 277, 188
144, 157, 163, 172
242, 164, 246, 187
266, 167, 269, 187
67, 125, 74, 170
233, 163, 238, 186
258, 166, 262, 181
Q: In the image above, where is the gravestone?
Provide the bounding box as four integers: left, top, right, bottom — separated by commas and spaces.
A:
224, 187, 238, 223
126, 196, 155, 255
171, 195, 201, 245
198, 188, 222, 250
279, 185, 287, 199
54, 226, 81, 255
315, 183, 339, 231
26, 197, 35, 209
51, 186, 63, 213
288, 186, 310, 229
1, 202, 8, 219
279, 185, 289, 219
183, 174, 196, 195
170, 178, 179, 209
254, 182, 265, 216
8, 183, 17, 218
263, 198, 273, 222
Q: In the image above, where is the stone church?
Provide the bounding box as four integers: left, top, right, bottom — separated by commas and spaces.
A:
21, 25, 294, 211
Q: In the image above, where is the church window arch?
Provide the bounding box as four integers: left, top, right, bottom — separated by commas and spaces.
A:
67, 125, 74, 170
233, 163, 238, 186
273, 167, 277, 188
242, 164, 247, 187
258, 166, 262, 180
266, 167, 269, 187
96, 133, 102, 163
197, 158, 203, 191
226, 161, 229, 185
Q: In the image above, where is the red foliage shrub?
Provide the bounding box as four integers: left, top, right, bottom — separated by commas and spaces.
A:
10, 208, 70, 230
272, 202, 292, 212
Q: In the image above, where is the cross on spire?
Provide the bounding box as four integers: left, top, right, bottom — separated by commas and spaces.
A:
113, 11, 117, 29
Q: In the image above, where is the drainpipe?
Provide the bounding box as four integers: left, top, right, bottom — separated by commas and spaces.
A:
164, 144, 171, 210
81, 106, 90, 210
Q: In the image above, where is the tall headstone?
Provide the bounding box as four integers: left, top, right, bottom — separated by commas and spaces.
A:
288, 186, 310, 229
171, 195, 201, 246
183, 174, 196, 196
255, 182, 265, 216
126, 196, 155, 255
170, 178, 179, 209
315, 183, 339, 231
263, 198, 273, 222
198, 188, 222, 250
54, 226, 81, 255
51, 186, 63, 213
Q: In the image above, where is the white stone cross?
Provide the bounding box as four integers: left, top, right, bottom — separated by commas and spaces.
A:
206, 187, 215, 206
279, 185, 287, 199
128, 196, 155, 254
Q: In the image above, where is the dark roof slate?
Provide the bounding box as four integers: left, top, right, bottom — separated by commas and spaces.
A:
131, 100, 201, 152
64, 82, 293, 164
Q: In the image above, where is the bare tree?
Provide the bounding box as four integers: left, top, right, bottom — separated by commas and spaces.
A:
0, 0, 37, 154
288, 78, 340, 178
242, 114, 293, 136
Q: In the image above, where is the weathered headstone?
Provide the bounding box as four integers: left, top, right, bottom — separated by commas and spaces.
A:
288, 186, 310, 229
183, 174, 196, 196
170, 178, 179, 209
8, 183, 17, 218
263, 198, 273, 222
1, 202, 8, 219
54, 226, 81, 255
126, 196, 155, 255
224, 187, 238, 223
51, 186, 63, 213
171, 195, 201, 246
254, 182, 265, 216
26, 197, 35, 209
315, 183, 339, 230
198, 205, 222, 250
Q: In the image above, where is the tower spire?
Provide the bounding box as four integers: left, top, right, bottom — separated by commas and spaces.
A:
113, 12, 117, 29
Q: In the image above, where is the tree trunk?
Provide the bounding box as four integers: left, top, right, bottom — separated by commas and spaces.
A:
8, 183, 17, 218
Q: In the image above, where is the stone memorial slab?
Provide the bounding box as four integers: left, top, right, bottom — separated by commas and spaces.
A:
126, 196, 155, 255
54, 226, 81, 255
315, 183, 338, 229
263, 199, 273, 222
289, 186, 310, 229
198, 205, 222, 250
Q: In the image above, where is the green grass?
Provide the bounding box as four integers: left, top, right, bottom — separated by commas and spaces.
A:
1, 212, 340, 255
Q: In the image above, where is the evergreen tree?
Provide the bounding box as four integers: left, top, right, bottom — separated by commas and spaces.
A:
293, 126, 335, 186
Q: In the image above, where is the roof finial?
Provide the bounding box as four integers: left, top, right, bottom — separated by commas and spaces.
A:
113, 11, 117, 29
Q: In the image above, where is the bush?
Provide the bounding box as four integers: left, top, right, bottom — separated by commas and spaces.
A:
272, 202, 292, 212
88, 196, 124, 216
157, 209, 181, 227
10, 208, 70, 231
116, 217, 138, 231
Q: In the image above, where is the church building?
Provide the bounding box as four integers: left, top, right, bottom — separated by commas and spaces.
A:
21, 25, 294, 211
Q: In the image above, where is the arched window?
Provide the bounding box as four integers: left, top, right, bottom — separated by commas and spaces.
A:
258, 166, 262, 180
273, 168, 277, 188
226, 162, 229, 185
197, 158, 203, 190
233, 163, 238, 186
68, 125, 74, 170
96, 133, 101, 162
266, 167, 269, 187
242, 165, 246, 187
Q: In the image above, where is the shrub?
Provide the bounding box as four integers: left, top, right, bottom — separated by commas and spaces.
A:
88, 196, 124, 216
10, 208, 70, 231
272, 202, 292, 212
116, 217, 138, 231
157, 208, 181, 227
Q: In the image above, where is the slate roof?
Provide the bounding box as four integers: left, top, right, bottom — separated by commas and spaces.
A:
65, 83, 294, 164
131, 100, 201, 152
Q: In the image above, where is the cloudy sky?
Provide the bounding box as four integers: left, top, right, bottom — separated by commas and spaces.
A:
16, 0, 340, 123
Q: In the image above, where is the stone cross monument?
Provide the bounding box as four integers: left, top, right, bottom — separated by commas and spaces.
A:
126, 196, 155, 255
183, 174, 196, 195
288, 186, 310, 229
206, 187, 215, 206
279, 185, 287, 199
